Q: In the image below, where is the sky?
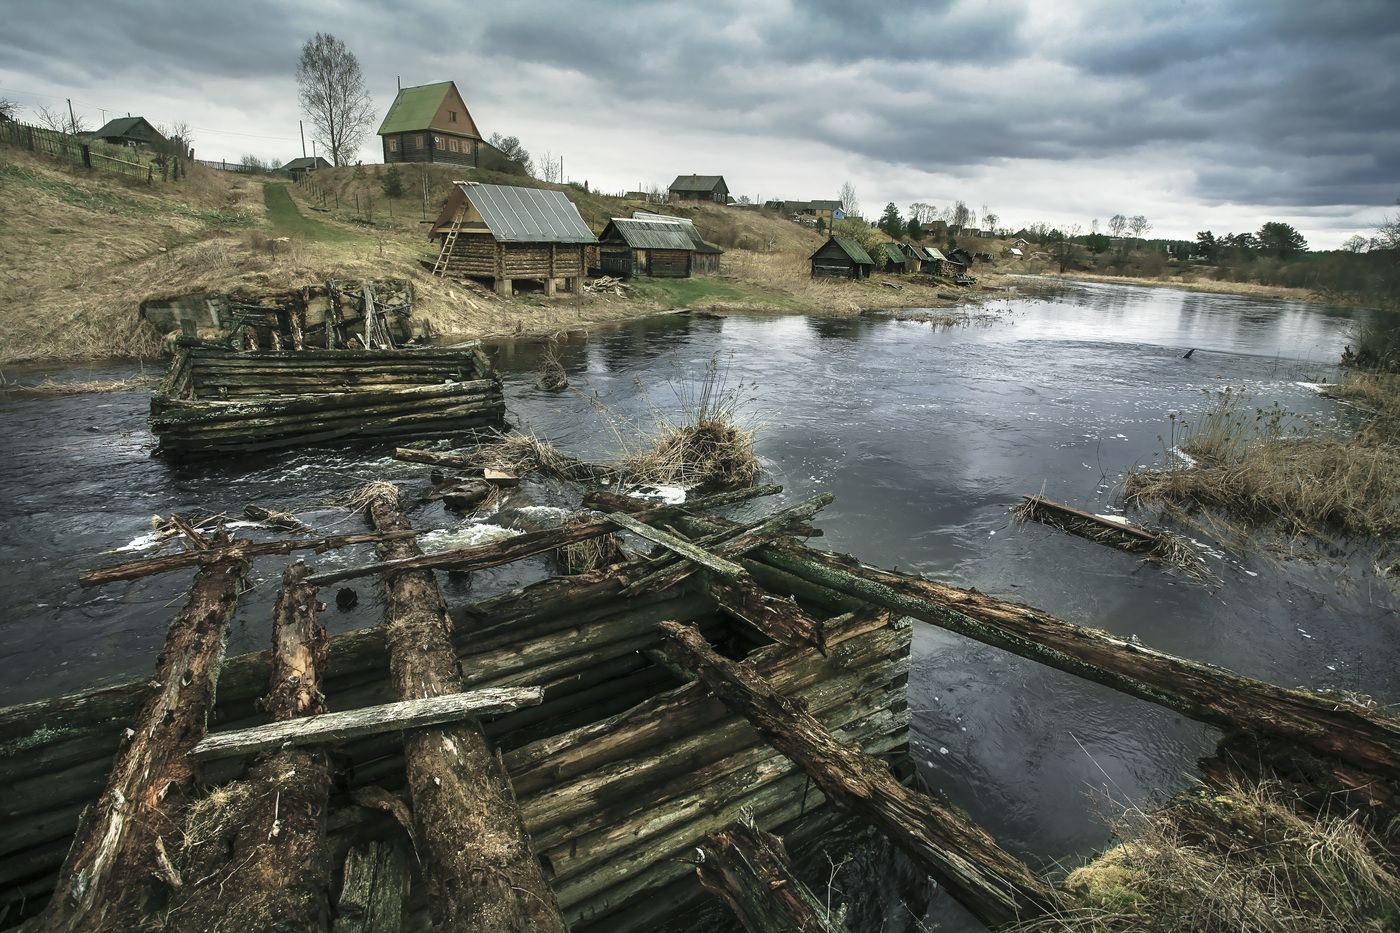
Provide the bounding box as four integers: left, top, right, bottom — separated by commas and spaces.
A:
3, 0, 1398, 247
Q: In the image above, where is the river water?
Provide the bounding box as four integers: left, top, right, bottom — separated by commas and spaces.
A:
1, 279, 1394, 929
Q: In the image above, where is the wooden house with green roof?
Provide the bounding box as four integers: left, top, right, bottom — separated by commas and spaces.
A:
810, 235, 874, 279
378, 81, 481, 167
879, 242, 908, 273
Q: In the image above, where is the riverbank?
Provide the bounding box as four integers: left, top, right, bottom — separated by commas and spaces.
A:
1055, 270, 1394, 310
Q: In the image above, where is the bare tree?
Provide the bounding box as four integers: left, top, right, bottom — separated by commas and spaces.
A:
296, 33, 375, 166
1107, 214, 1128, 238
1341, 234, 1369, 254
951, 200, 971, 229
1056, 223, 1083, 273
1128, 215, 1152, 240
488, 133, 534, 176
536, 150, 561, 183
35, 105, 86, 136
908, 202, 936, 224
839, 181, 859, 219
981, 206, 999, 234
0, 97, 17, 122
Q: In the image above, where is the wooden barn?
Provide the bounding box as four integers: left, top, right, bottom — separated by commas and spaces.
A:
598, 219, 695, 278
668, 174, 729, 204
430, 182, 597, 296
89, 116, 165, 149
378, 81, 482, 167
900, 242, 934, 272
632, 211, 723, 274
810, 236, 874, 279
879, 243, 908, 273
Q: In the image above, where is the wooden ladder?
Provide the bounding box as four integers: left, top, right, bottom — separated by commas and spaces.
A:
432, 207, 465, 277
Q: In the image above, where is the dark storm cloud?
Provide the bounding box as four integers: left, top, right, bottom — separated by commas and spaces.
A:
2, 0, 1397, 210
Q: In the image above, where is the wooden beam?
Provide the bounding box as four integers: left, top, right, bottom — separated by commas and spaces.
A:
191, 687, 545, 762
659, 620, 1062, 929
697, 820, 851, 933
606, 511, 751, 581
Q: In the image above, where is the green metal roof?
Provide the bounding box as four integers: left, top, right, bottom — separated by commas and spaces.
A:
378, 82, 453, 135
668, 175, 726, 193
631, 211, 724, 253
881, 243, 906, 264
827, 236, 874, 266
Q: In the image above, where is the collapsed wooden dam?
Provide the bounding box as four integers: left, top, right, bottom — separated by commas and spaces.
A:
3, 464, 1399, 930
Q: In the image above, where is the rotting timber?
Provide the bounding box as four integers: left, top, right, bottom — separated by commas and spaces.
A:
4, 478, 1400, 930
149, 342, 505, 458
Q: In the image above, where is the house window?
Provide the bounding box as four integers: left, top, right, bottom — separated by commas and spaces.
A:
449, 111, 457, 122
388, 138, 399, 152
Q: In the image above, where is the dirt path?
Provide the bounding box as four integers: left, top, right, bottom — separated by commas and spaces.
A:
262, 182, 361, 243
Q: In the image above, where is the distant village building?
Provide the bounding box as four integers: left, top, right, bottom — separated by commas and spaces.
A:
430, 181, 596, 296
378, 81, 481, 167
280, 156, 331, 181
668, 174, 729, 204
766, 199, 846, 223
599, 219, 696, 278
89, 117, 166, 149
632, 211, 723, 273
921, 220, 949, 239
879, 243, 908, 273
1005, 247, 1024, 259
899, 242, 935, 273
923, 246, 952, 275
810, 235, 874, 279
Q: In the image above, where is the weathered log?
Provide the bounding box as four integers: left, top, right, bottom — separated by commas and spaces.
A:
170, 562, 334, 933
659, 620, 1062, 928
706, 576, 824, 651
366, 486, 566, 932
40, 547, 248, 931
697, 820, 851, 933
305, 485, 787, 587
334, 839, 410, 933
606, 511, 751, 581
191, 687, 544, 762
759, 543, 1400, 775
81, 530, 419, 587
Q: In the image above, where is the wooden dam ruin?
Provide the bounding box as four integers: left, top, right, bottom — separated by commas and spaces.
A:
3, 455, 1399, 929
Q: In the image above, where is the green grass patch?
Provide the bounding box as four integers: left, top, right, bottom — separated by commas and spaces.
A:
628, 276, 797, 310
262, 183, 361, 243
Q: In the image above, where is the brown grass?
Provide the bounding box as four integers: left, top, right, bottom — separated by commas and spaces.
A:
1014, 781, 1400, 933
1053, 270, 1328, 304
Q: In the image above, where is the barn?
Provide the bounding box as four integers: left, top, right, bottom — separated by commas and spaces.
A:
430, 182, 597, 296
598, 219, 695, 278
809, 235, 874, 279
632, 211, 723, 274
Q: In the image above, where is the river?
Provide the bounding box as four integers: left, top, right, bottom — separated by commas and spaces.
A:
1, 279, 1393, 930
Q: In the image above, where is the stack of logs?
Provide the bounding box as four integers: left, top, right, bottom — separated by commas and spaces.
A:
149, 344, 506, 457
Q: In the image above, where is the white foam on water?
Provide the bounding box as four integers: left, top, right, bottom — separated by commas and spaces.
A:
625, 484, 688, 505
419, 524, 522, 552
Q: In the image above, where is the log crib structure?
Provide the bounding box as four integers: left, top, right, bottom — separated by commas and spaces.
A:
3, 474, 1398, 930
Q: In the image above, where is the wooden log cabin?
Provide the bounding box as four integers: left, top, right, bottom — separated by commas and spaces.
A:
598, 219, 695, 279
667, 174, 729, 204
632, 211, 723, 274
431, 182, 598, 296
378, 81, 482, 167
879, 242, 908, 273
809, 235, 874, 279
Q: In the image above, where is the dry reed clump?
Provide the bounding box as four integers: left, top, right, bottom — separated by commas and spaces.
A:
1013, 782, 1400, 933
1124, 385, 1400, 541
332, 481, 401, 513
466, 433, 620, 484
0, 374, 159, 396
536, 342, 568, 392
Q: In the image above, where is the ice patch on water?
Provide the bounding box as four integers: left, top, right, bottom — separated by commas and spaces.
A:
419, 524, 521, 552
624, 484, 688, 505
1294, 381, 1335, 394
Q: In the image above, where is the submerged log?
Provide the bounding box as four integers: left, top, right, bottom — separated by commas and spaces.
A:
41, 547, 248, 932
366, 486, 566, 932
758, 543, 1400, 776
170, 562, 334, 932
659, 620, 1061, 928
697, 820, 851, 933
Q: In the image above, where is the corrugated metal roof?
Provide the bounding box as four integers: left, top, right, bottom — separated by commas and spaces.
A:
668, 174, 726, 193
925, 248, 948, 262
826, 236, 874, 266
881, 243, 907, 264
602, 219, 696, 250
902, 243, 933, 262
631, 211, 724, 254
458, 183, 598, 244
378, 82, 453, 135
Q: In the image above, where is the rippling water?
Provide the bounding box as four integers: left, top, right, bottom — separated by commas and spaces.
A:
2, 279, 1393, 930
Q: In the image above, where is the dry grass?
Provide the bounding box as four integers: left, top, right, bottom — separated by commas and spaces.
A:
332, 480, 401, 513
1124, 384, 1400, 542
0, 374, 159, 396
1015, 782, 1400, 933
537, 342, 568, 391
1012, 497, 1216, 584
1052, 270, 1327, 304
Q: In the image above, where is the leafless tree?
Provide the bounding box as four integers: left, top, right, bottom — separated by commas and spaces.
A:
1128, 215, 1152, 239
839, 181, 859, 219
1376, 204, 1400, 256
1107, 214, 1128, 238
0, 98, 17, 122
908, 202, 936, 224
1090, 217, 1100, 234
34, 104, 86, 136
1341, 234, 1369, 254
1056, 223, 1083, 272
951, 200, 971, 229
296, 32, 374, 166
536, 150, 562, 183
981, 206, 999, 234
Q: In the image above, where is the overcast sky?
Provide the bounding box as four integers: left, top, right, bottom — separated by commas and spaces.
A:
3, 0, 1397, 246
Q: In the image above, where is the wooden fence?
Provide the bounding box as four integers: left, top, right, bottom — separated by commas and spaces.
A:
0, 119, 154, 182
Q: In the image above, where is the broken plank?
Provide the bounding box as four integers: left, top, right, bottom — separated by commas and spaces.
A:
606, 511, 750, 581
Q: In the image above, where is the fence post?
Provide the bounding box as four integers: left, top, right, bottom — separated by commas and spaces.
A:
26, 126, 34, 151
147, 166, 153, 185
81, 144, 91, 169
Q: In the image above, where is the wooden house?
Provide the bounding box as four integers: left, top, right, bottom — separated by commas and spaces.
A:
900, 242, 934, 272
810, 235, 874, 279
89, 116, 165, 149
378, 81, 481, 167
280, 156, 331, 181
598, 219, 695, 278
879, 243, 908, 273
430, 182, 597, 296
667, 175, 729, 204
921, 220, 949, 239
948, 247, 975, 269
632, 211, 723, 274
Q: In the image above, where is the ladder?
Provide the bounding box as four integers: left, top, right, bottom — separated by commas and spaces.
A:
432, 207, 466, 277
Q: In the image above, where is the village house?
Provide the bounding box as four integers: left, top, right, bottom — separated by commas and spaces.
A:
88, 117, 165, 149
632, 211, 723, 274
879, 243, 908, 273
429, 181, 596, 296
1005, 247, 1025, 259
899, 242, 935, 273
378, 81, 481, 167
598, 219, 696, 278
921, 219, 949, 239
668, 174, 729, 204
810, 235, 874, 279
280, 156, 331, 181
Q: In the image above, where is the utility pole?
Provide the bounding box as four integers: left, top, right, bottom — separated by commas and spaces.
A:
66, 98, 76, 134
300, 121, 306, 158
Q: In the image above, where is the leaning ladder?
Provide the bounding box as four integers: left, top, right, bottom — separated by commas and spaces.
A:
432, 207, 466, 277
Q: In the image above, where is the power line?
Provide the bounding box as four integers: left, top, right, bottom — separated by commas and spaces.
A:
0, 83, 300, 141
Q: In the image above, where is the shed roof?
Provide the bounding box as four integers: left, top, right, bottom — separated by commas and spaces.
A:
378, 82, 453, 135
814, 236, 874, 266
457, 183, 597, 244
281, 156, 331, 171
925, 247, 948, 262
632, 211, 724, 254
92, 116, 164, 142
668, 174, 726, 193
809, 199, 842, 211
602, 219, 696, 251
902, 243, 933, 262
881, 243, 907, 264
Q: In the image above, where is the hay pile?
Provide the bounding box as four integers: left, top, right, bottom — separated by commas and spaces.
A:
1015, 783, 1400, 933
622, 417, 760, 490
